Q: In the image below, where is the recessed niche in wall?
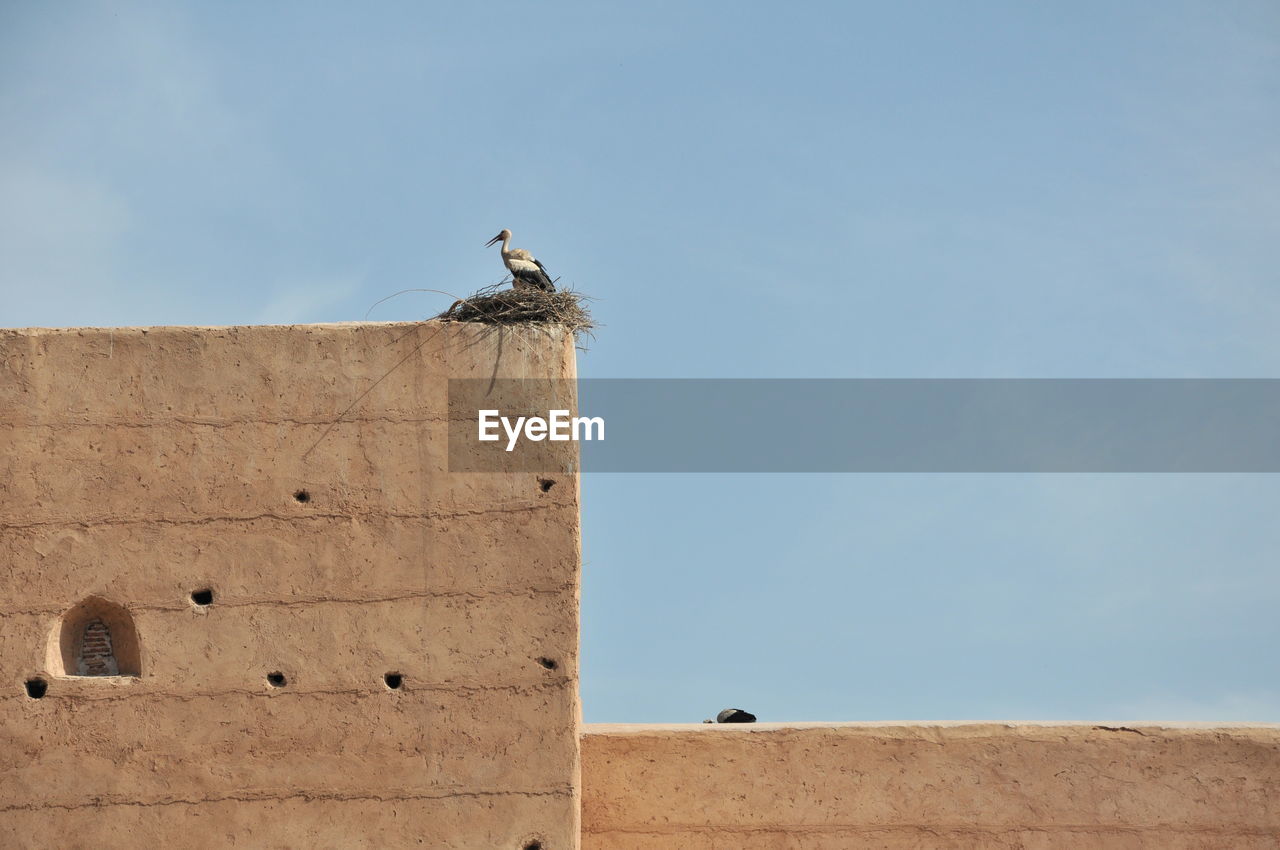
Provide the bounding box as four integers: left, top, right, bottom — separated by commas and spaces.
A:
52, 596, 141, 677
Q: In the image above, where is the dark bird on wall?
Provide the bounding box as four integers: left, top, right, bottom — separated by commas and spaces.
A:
485, 229, 556, 292
705, 708, 757, 723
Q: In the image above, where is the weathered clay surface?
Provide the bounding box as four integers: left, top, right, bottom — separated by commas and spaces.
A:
581, 722, 1280, 849
0, 321, 580, 849
9, 320, 1278, 850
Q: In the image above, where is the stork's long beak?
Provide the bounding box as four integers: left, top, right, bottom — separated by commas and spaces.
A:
484, 233, 503, 248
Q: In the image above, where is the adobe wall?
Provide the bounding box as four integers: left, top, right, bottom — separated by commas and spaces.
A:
581, 722, 1280, 849
0, 321, 581, 849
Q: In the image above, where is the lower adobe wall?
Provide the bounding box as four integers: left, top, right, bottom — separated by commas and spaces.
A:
581, 722, 1280, 849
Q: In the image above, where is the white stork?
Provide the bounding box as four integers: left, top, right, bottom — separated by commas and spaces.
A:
485, 229, 556, 292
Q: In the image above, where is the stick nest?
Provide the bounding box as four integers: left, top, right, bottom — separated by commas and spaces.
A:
434, 283, 595, 347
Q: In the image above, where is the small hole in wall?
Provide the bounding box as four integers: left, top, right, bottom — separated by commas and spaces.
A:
538, 478, 555, 493
190, 588, 214, 606
537, 657, 558, 671
384, 673, 403, 690
25, 678, 47, 699
266, 671, 287, 687
293, 490, 311, 503
523, 841, 544, 850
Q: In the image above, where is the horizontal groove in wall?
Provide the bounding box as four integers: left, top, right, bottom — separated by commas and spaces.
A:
0, 679, 573, 708
0, 501, 566, 533
0, 414, 481, 429
582, 824, 1280, 838
0, 784, 577, 814
0, 583, 577, 619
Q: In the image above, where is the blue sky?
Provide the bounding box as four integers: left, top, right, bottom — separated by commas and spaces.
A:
3, 1, 1278, 721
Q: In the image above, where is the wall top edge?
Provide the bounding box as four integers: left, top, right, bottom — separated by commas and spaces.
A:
583, 720, 1280, 734
1, 319, 570, 335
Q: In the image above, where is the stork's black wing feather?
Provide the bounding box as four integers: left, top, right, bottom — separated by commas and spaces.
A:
531, 259, 556, 292
533, 259, 556, 291
514, 267, 556, 292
